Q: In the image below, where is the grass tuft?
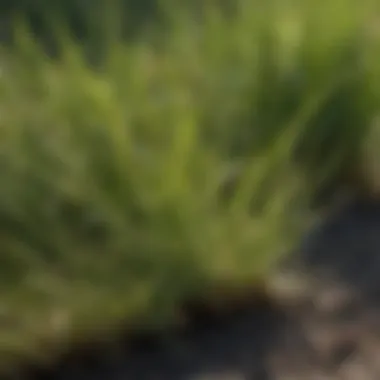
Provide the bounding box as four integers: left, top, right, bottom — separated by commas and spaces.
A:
0, 0, 379, 372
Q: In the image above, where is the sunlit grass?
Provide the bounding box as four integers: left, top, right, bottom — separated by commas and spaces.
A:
0, 0, 379, 373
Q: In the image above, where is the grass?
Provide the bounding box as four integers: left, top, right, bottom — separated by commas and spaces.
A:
0, 0, 379, 373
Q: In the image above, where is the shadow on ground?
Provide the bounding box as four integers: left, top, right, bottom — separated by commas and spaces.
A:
9, 197, 380, 379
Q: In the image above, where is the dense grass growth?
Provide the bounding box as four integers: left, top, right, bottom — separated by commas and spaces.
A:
0, 0, 379, 373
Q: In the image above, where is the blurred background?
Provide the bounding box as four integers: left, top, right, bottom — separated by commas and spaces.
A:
0, 0, 379, 375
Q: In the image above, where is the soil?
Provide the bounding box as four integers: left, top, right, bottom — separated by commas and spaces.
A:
9, 197, 380, 380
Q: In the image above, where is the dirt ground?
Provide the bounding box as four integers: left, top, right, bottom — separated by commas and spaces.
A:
10, 197, 380, 380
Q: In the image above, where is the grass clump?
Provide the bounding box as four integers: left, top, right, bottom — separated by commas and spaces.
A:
0, 0, 379, 372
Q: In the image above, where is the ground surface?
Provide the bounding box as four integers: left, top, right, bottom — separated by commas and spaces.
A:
9, 197, 380, 380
